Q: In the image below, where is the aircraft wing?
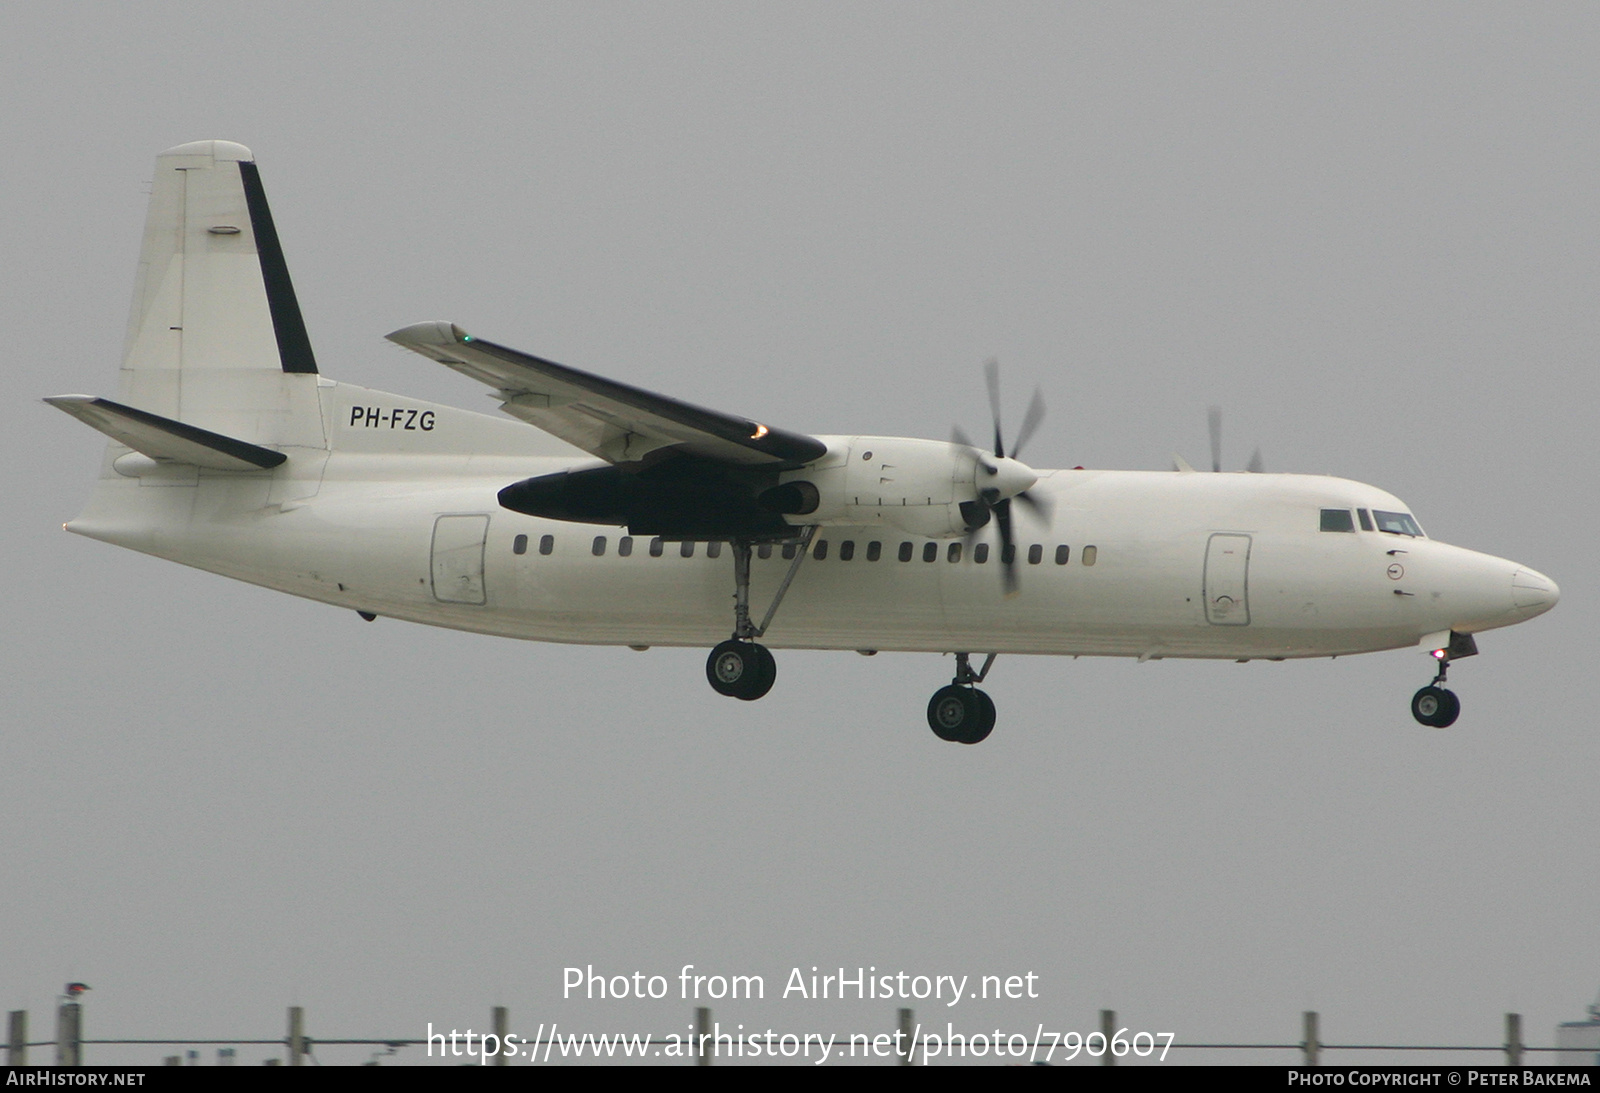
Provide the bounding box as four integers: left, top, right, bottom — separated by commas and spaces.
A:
386, 322, 826, 468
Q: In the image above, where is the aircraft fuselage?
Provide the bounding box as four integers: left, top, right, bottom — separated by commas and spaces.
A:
67, 383, 1555, 663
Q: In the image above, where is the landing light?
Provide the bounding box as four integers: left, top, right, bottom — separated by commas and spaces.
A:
1431, 648, 1448, 660
751, 423, 768, 439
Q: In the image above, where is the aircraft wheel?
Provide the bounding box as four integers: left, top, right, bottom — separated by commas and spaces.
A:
706, 640, 776, 701
927, 685, 972, 741
1433, 688, 1460, 728
928, 685, 994, 743
1411, 685, 1460, 728
963, 688, 997, 745
742, 643, 776, 701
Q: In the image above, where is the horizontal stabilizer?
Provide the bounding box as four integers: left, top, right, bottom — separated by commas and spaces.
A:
45, 395, 286, 471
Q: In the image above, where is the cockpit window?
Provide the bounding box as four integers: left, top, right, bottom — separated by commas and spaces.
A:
1320, 508, 1356, 533
1373, 510, 1424, 537
1356, 508, 1374, 531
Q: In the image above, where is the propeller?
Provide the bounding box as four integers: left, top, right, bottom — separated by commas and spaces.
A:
954, 359, 1052, 596
1208, 406, 1223, 473
1183, 405, 1262, 474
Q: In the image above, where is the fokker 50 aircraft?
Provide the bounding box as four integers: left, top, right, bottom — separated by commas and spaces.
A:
51, 141, 1559, 743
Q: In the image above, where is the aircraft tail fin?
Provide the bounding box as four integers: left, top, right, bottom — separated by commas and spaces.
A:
115, 140, 325, 450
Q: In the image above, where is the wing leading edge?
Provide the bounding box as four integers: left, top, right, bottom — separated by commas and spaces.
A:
386, 321, 825, 468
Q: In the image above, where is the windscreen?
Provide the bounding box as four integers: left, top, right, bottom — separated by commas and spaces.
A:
1372, 510, 1424, 537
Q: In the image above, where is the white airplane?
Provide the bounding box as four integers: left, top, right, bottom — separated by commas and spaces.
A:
50, 141, 1559, 744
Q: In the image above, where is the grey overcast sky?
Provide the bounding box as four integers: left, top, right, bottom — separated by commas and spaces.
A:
2, 1, 1595, 1066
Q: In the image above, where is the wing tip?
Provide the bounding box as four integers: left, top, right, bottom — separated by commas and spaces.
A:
386, 321, 474, 363
386, 321, 466, 346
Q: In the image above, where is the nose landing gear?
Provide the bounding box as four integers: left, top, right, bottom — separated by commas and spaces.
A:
1411, 647, 1463, 728
926, 653, 998, 744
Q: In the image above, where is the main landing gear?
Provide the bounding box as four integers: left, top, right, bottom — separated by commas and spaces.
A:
702, 534, 1004, 745
1411, 650, 1462, 728
704, 529, 815, 703
927, 653, 998, 744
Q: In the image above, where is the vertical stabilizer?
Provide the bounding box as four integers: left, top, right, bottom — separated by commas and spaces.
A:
118, 140, 325, 449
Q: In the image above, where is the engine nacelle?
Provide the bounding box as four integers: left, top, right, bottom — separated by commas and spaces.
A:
776, 436, 983, 539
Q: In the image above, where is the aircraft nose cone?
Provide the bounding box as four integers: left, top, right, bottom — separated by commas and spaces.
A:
1511, 567, 1560, 617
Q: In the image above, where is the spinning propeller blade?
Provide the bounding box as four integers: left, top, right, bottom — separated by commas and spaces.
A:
956, 360, 1050, 596
1200, 406, 1264, 473
1208, 405, 1223, 473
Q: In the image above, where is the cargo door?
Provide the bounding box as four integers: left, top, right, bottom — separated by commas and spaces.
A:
1204, 533, 1251, 625
431, 514, 489, 605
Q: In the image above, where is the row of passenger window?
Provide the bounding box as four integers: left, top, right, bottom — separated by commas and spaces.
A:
1319, 508, 1425, 537
512, 533, 1099, 566
813, 539, 1098, 566
513, 534, 728, 559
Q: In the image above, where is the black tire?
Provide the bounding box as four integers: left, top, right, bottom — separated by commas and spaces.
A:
960, 688, 997, 745
927, 685, 975, 742
738, 643, 776, 702
707, 640, 751, 697
1411, 685, 1458, 727
706, 640, 776, 701
1433, 688, 1460, 728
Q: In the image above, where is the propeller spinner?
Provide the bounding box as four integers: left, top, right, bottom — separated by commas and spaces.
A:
954, 359, 1052, 596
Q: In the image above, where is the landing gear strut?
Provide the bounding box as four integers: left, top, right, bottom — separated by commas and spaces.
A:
704, 528, 815, 702
1411, 653, 1461, 728
927, 653, 998, 744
